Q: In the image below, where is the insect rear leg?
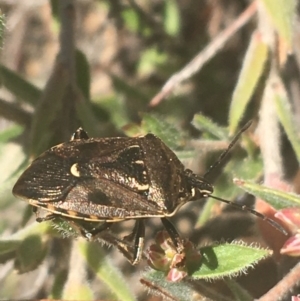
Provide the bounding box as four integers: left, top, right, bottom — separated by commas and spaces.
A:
161, 218, 185, 253
96, 230, 141, 265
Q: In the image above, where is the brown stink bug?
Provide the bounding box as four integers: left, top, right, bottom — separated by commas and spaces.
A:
12, 124, 287, 264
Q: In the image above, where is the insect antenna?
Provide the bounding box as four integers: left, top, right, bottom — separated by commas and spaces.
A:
209, 194, 288, 235
199, 121, 288, 236
203, 121, 252, 179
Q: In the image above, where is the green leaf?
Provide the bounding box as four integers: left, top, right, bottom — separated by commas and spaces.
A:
50, 269, 68, 299
234, 178, 300, 209
0, 12, 5, 49
273, 77, 300, 162
98, 95, 130, 129
75, 49, 91, 101
0, 65, 41, 106
15, 235, 47, 273
9, 221, 52, 240
29, 65, 67, 157
260, 0, 296, 49
197, 153, 263, 226
140, 113, 186, 149
122, 8, 140, 33
78, 241, 136, 301
75, 101, 100, 138
214, 155, 263, 200
0, 240, 20, 255
138, 47, 168, 77
229, 32, 268, 134
141, 270, 194, 301
164, 0, 180, 36
192, 243, 270, 279
192, 113, 228, 139
63, 285, 94, 301
111, 73, 149, 102
224, 279, 253, 301
0, 125, 23, 144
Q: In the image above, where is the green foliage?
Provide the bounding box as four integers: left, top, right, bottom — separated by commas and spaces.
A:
142, 243, 269, 300
122, 8, 140, 33
234, 179, 300, 210
260, 0, 296, 48
193, 243, 270, 279
229, 32, 268, 134
138, 47, 168, 77
15, 235, 47, 273
164, 0, 180, 36
0, 65, 41, 106
1, 1, 299, 300
78, 241, 137, 301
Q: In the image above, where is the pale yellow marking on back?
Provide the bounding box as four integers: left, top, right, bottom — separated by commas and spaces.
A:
70, 163, 80, 177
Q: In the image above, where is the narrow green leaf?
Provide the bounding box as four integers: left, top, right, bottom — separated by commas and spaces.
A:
192, 113, 228, 139
50, 269, 68, 299
15, 235, 47, 273
164, 0, 180, 36
234, 178, 300, 209
0, 13, 5, 49
29, 65, 67, 157
0, 240, 21, 255
260, 0, 296, 49
62, 241, 95, 301
273, 77, 300, 162
78, 241, 136, 301
192, 243, 270, 279
140, 113, 186, 149
111, 73, 149, 102
0, 125, 23, 144
174, 150, 195, 161
75, 49, 91, 101
75, 101, 100, 138
197, 198, 217, 227
229, 32, 268, 134
141, 270, 193, 301
0, 250, 17, 264
224, 279, 253, 301
63, 285, 94, 301
9, 221, 52, 240
98, 95, 130, 129
0, 65, 41, 106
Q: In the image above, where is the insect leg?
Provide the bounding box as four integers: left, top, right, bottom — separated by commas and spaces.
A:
96, 231, 141, 265
33, 207, 57, 222
161, 218, 185, 253
132, 219, 145, 265
123, 219, 145, 264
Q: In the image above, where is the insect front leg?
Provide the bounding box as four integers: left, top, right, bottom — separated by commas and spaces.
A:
161, 218, 185, 253
64, 220, 111, 240
33, 207, 57, 222
123, 219, 146, 265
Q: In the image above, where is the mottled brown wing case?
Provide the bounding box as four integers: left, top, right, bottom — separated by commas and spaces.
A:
13, 134, 192, 220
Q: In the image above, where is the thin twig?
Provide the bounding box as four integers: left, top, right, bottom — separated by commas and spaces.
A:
258, 261, 300, 301
149, 1, 257, 107
0, 98, 31, 126
58, 0, 76, 82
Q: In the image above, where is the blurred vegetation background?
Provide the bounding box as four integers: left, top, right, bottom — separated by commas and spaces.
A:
0, 0, 299, 300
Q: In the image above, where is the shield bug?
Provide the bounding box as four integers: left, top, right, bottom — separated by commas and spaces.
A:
13, 124, 287, 264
